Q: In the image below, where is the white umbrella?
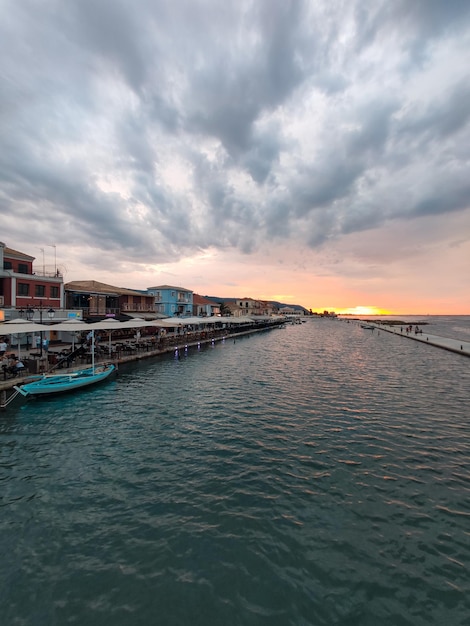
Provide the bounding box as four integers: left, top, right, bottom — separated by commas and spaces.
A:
2, 319, 45, 333
10, 332, 23, 359
83, 319, 123, 357
230, 316, 255, 324
149, 319, 185, 327
118, 319, 155, 329
48, 320, 90, 332
86, 319, 149, 355
177, 316, 208, 326
56, 319, 87, 353
1, 320, 45, 358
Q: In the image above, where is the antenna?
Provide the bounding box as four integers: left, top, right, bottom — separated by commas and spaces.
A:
48, 244, 57, 274
39, 247, 45, 275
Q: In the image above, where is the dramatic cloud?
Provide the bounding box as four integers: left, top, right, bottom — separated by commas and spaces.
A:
1, 0, 469, 312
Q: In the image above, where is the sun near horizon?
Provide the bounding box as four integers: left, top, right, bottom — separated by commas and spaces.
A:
313, 306, 393, 315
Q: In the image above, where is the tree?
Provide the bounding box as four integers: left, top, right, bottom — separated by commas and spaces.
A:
219, 301, 231, 316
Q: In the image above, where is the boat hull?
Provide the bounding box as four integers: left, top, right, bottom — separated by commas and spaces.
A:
15, 364, 116, 397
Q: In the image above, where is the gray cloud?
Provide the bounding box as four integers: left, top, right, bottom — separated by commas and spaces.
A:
0, 0, 469, 272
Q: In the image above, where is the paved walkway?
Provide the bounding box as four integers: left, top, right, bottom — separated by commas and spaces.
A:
364, 323, 470, 357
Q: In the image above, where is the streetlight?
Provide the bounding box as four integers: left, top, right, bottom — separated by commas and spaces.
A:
25, 304, 55, 356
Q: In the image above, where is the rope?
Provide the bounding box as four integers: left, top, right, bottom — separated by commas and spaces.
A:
0, 388, 21, 408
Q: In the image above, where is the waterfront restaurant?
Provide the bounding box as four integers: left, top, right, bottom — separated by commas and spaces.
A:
65, 280, 156, 321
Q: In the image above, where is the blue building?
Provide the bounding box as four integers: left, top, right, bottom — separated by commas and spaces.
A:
147, 285, 193, 317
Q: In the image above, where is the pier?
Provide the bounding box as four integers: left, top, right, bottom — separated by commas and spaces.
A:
361, 322, 470, 357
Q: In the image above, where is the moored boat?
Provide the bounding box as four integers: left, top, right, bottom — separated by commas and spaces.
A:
14, 363, 115, 397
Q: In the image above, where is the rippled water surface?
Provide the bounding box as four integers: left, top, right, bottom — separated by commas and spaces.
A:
1, 320, 469, 625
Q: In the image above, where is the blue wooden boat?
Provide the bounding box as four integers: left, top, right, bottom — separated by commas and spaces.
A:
14, 363, 115, 397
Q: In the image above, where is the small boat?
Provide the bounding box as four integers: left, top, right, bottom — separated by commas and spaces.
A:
14, 363, 115, 397
360, 324, 375, 330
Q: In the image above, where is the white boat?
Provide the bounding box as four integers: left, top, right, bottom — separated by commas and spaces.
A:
14, 363, 115, 397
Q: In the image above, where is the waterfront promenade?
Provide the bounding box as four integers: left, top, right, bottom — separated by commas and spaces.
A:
0, 321, 280, 406
360, 321, 470, 357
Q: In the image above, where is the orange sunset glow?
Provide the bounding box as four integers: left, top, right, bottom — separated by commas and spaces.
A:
323, 306, 392, 316
1, 2, 469, 316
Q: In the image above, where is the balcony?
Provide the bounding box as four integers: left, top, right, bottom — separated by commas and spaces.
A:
121, 303, 155, 312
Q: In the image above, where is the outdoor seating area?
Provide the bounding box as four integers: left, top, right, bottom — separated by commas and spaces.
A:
1, 354, 31, 379
0, 317, 284, 383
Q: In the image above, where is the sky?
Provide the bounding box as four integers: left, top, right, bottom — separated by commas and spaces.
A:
1, 0, 469, 314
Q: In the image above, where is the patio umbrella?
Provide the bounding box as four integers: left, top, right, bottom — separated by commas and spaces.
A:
83, 319, 124, 356
54, 319, 88, 352
2, 319, 45, 333
150, 319, 185, 328
1, 320, 45, 358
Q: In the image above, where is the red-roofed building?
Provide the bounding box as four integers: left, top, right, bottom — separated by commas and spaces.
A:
192, 294, 220, 317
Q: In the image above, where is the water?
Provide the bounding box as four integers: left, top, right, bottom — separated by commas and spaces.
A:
345, 314, 470, 342
1, 319, 469, 625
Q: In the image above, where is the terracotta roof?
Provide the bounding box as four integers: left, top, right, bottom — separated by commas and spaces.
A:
65, 280, 151, 297
193, 293, 215, 305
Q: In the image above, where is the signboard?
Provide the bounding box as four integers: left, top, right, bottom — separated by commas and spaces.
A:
67, 311, 82, 319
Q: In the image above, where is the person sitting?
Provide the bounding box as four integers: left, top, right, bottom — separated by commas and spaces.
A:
14, 359, 25, 376
1, 355, 9, 380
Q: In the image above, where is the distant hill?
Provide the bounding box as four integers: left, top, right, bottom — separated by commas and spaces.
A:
203, 296, 309, 314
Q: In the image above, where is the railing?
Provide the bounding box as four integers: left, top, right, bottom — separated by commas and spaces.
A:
121, 303, 155, 312
80, 307, 120, 317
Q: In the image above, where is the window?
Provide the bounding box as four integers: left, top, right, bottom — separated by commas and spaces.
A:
18, 283, 29, 296
50, 286, 59, 298
35, 284, 46, 297
18, 263, 28, 274
3, 261, 12, 270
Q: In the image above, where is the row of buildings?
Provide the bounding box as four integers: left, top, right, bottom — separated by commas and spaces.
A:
0, 243, 306, 323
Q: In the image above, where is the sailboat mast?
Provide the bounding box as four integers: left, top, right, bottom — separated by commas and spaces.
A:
92, 329, 95, 373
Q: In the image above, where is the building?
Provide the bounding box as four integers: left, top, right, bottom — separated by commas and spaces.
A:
147, 285, 193, 317
259, 300, 278, 316
192, 294, 220, 317
0, 242, 65, 321
65, 280, 156, 320
279, 306, 304, 317
222, 297, 266, 317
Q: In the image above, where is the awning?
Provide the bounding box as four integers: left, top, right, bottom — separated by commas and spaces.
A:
0, 321, 46, 334
124, 313, 165, 320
